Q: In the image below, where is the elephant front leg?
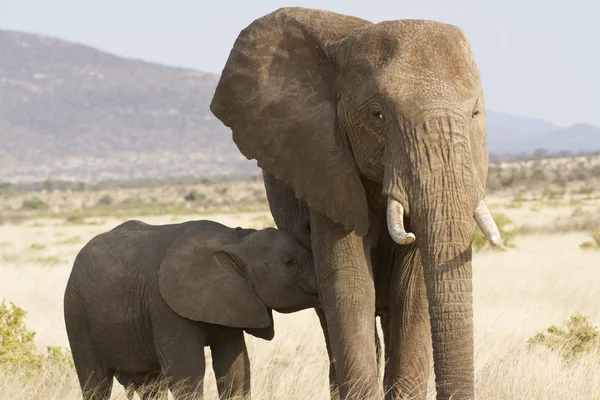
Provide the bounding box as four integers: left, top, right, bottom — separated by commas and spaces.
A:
384, 247, 431, 400
310, 212, 380, 399
151, 314, 206, 399
210, 327, 251, 400
316, 307, 340, 399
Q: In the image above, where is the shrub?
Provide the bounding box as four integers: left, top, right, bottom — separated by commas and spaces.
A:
580, 228, 600, 250
531, 168, 547, 181
42, 178, 54, 192
571, 206, 586, 217
45, 345, 74, 373
216, 187, 229, 195
184, 189, 206, 202
472, 213, 516, 252
575, 185, 595, 195
542, 187, 565, 200
527, 314, 599, 360
21, 196, 47, 210
200, 177, 215, 185
97, 194, 114, 206
0, 301, 43, 371
0, 301, 73, 375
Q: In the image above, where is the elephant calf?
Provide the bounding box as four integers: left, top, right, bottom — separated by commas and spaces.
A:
64, 218, 319, 400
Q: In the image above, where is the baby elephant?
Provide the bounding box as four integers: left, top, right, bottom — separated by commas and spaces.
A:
64, 218, 318, 400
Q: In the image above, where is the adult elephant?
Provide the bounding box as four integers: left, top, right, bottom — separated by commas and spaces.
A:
210, 7, 501, 400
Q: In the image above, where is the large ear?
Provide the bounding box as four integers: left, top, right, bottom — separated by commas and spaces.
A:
244, 309, 275, 341
210, 7, 372, 236
158, 226, 271, 328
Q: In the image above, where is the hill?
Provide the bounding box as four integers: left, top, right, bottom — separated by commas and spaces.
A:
1, 29, 598, 184
0, 29, 256, 184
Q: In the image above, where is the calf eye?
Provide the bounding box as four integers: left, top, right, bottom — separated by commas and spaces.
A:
282, 256, 297, 266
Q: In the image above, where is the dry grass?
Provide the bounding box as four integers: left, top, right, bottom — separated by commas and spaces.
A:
1, 181, 599, 399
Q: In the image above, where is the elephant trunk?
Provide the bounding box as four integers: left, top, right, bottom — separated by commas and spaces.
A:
418, 209, 475, 400
383, 117, 503, 399
409, 141, 480, 399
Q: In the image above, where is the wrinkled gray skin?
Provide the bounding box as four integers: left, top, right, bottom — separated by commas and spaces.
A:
210, 7, 502, 400
64, 219, 319, 400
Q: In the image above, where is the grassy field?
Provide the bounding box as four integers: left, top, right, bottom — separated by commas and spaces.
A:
1, 176, 599, 399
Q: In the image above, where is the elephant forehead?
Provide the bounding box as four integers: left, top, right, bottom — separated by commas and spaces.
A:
346, 20, 479, 99
377, 65, 478, 110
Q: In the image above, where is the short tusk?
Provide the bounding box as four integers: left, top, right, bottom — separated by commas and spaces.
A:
474, 199, 502, 246
387, 198, 416, 245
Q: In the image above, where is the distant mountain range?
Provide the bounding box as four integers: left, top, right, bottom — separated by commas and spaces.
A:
1, 29, 598, 183
486, 111, 600, 157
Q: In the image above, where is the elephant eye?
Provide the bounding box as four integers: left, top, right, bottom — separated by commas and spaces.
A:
282, 256, 297, 266
371, 110, 385, 121
472, 110, 480, 118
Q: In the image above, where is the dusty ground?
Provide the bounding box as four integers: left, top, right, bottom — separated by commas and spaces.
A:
1, 183, 599, 399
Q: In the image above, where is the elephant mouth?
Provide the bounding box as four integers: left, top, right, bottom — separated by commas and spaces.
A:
276, 306, 309, 314
276, 287, 320, 314
385, 196, 502, 247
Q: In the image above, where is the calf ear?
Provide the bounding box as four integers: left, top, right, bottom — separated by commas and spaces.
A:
244, 309, 275, 341
158, 225, 271, 328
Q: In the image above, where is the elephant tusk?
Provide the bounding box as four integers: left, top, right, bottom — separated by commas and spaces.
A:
474, 199, 502, 246
386, 198, 416, 245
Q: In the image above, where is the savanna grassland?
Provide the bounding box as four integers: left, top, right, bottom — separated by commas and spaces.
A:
1, 155, 600, 399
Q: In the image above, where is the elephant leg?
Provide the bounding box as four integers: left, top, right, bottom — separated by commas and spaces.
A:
380, 312, 391, 375
210, 327, 251, 400
75, 356, 113, 400
151, 314, 206, 399
310, 211, 380, 399
384, 247, 431, 400
322, 308, 384, 400
316, 307, 340, 399
264, 172, 350, 397
67, 319, 113, 400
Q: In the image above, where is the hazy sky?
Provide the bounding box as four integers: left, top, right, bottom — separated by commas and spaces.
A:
1, 0, 598, 126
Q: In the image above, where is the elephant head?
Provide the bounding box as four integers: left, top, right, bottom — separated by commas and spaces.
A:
210, 7, 502, 398
158, 222, 319, 341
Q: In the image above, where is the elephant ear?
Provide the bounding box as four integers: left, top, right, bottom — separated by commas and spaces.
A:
158, 225, 271, 329
244, 309, 275, 341
210, 7, 372, 236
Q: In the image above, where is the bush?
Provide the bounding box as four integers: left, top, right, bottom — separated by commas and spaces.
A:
42, 178, 54, 192
97, 194, 114, 206
200, 177, 215, 185
21, 196, 47, 210
580, 228, 600, 250
184, 189, 206, 202
0, 301, 73, 375
542, 187, 565, 200
527, 314, 599, 360
0, 301, 43, 371
0, 182, 11, 192
45, 345, 74, 374
472, 213, 516, 252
